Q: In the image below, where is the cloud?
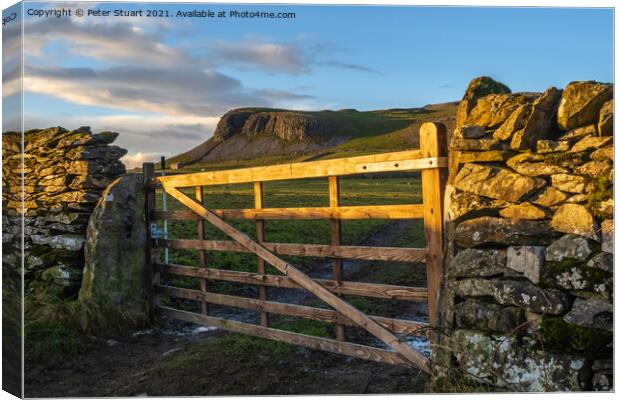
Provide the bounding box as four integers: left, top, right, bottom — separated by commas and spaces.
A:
121, 151, 162, 169
21, 64, 301, 117
324, 60, 381, 74
208, 39, 309, 74
20, 113, 221, 163
206, 38, 380, 75
13, 18, 319, 118
24, 17, 184, 67
2, 18, 22, 65
8, 12, 376, 163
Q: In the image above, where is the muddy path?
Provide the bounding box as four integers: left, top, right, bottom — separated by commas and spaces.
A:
25, 220, 430, 397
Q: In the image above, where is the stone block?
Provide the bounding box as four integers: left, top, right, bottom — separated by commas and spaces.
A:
550, 174, 585, 193
454, 163, 546, 203
450, 138, 509, 151
500, 203, 546, 220
545, 234, 592, 262
570, 135, 613, 153
451, 278, 569, 315
448, 191, 511, 221
531, 187, 568, 207
507, 152, 568, 176
550, 204, 599, 241
510, 87, 562, 151
456, 76, 512, 129
587, 252, 613, 273
455, 217, 555, 247
601, 220, 613, 253
507, 246, 545, 283
457, 150, 514, 164
590, 146, 613, 161
449, 248, 507, 278
451, 330, 588, 391
558, 124, 597, 141
557, 81, 613, 130
466, 93, 529, 129
454, 299, 524, 332
597, 99, 613, 136
536, 140, 570, 154
493, 103, 531, 141
563, 297, 612, 332
454, 124, 486, 139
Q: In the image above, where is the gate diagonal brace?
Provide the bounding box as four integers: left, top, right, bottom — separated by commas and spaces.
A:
161, 183, 431, 374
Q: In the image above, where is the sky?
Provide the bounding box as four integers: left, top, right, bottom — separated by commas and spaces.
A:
2, 2, 614, 167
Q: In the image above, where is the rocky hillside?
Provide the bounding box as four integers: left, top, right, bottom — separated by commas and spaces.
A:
168, 104, 458, 166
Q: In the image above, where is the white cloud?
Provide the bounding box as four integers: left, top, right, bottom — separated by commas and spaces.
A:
208, 39, 309, 74
6, 11, 376, 163
21, 113, 221, 160
121, 151, 162, 169
24, 17, 185, 67
18, 64, 314, 121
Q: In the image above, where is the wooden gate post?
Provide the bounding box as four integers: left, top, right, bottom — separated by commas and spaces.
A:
254, 182, 269, 327
328, 176, 346, 341
143, 162, 160, 318
419, 123, 448, 331
195, 186, 209, 316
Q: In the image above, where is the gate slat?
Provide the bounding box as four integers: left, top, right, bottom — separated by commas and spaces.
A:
152, 204, 425, 220
158, 264, 428, 302
158, 151, 446, 188
156, 239, 426, 263
159, 285, 429, 336
160, 184, 431, 373
160, 306, 415, 367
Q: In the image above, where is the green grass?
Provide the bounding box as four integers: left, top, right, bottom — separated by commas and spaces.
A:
25, 320, 85, 360
25, 299, 150, 362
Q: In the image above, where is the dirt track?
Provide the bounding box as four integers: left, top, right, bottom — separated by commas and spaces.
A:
25, 321, 427, 397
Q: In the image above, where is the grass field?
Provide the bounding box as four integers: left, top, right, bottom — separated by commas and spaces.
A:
156, 174, 425, 272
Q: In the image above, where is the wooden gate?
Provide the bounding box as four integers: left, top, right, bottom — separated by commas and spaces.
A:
143, 122, 448, 373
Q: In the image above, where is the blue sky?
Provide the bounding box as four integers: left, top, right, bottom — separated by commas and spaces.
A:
2, 2, 614, 166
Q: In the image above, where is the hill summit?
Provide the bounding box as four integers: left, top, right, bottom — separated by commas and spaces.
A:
168, 103, 458, 167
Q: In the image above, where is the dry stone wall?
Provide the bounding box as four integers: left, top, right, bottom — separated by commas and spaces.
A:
2, 127, 127, 301
434, 77, 613, 391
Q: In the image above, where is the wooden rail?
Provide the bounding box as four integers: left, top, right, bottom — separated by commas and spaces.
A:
144, 122, 447, 373
155, 239, 427, 263
157, 150, 446, 188
152, 204, 425, 220
158, 285, 428, 336
160, 307, 414, 367
159, 264, 429, 301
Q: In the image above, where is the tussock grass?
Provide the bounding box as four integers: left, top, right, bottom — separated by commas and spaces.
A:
26, 299, 150, 360
29, 299, 148, 335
